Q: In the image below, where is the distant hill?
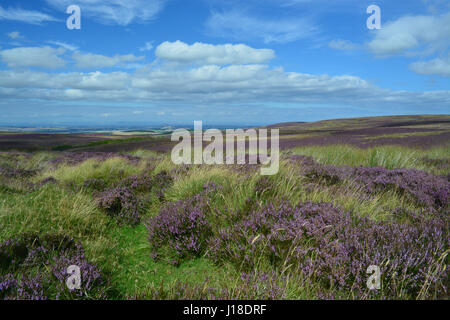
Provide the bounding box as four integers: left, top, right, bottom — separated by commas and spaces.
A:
0, 115, 448, 152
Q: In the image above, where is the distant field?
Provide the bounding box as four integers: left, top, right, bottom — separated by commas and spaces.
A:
0, 115, 448, 300
1, 114, 448, 153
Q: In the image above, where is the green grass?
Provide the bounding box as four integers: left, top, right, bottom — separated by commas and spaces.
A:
35, 157, 148, 186
289, 144, 450, 174
1, 141, 448, 300
105, 224, 228, 298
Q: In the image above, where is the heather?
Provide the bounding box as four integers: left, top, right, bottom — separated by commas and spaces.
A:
289, 155, 449, 210
206, 201, 448, 299
0, 234, 108, 299
0, 115, 449, 300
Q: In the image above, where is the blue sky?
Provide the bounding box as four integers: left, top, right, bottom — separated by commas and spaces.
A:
0, 0, 449, 127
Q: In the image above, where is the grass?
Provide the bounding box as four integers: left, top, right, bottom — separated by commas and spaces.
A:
35, 157, 147, 186
105, 224, 229, 299
289, 144, 450, 173
1, 140, 448, 300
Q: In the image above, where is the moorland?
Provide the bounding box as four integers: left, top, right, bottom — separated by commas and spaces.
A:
0, 114, 448, 299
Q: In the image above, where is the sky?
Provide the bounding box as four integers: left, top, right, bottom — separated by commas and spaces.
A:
0, 0, 449, 127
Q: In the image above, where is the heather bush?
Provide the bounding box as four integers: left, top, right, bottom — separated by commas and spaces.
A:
96, 186, 141, 226
290, 155, 449, 210
39, 176, 58, 187
146, 194, 212, 265
0, 165, 37, 179
152, 170, 174, 200
83, 178, 107, 192
207, 201, 448, 299
0, 234, 108, 300
116, 174, 153, 192
350, 166, 449, 209
50, 152, 141, 167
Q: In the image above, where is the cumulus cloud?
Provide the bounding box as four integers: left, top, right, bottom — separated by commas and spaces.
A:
329, 39, 359, 51
72, 52, 145, 69
410, 55, 450, 77
45, 0, 166, 26
205, 10, 316, 44
367, 12, 450, 56
0, 6, 58, 24
0, 41, 448, 111
155, 41, 275, 65
0, 63, 448, 110
0, 46, 66, 69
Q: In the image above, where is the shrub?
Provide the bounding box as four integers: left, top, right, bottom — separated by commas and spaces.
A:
83, 178, 107, 192
116, 174, 153, 193
146, 194, 212, 264
96, 187, 141, 226
207, 201, 449, 299
0, 234, 108, 300
0, 165, 37, 179
290, 155, 449, 209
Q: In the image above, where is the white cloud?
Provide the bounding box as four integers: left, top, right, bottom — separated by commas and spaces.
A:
72, 52, 145, 69
0, 62, 448, 110
205, 10, 316, 44
46, 0, 166, 26
0, 42, 448, 110
329, 39, 359, 51
0, 6, 58, 24
0, 46, 66, 69
140, 42, 154, 52
6, 31, 23, 39
155, 41, 275, 65
47, 41, 78, 51
410, 55, 450, 77
367, 12, 450, 56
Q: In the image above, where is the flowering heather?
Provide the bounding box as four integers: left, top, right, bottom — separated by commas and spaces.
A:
50, 242, 106, 299
50, 152, 141, 167
96, 186, 141, 226
290, 155, 449, 209
0, 234, 107, 300
0, 274, 46, 300
207, 201, 449, 299
39, 176, 58, 187
278, 127, 450, 150
83, 178, 107, 192
152, 170, 174, 200
421, 157, 450, 172
116, 174, 153, 192
95, 171, 174, 226
350, 166, 449, 209
0, 165, 37, 179
146, 194, 212, 264
169, 164, 191, 177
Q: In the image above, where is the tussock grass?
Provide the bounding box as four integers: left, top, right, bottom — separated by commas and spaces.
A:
36, 157, 146, 185
1, 141, 448, 300
0, 184, 110, 241
289, 144, 449, 173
